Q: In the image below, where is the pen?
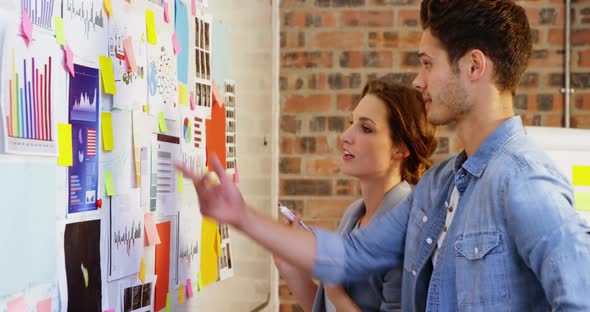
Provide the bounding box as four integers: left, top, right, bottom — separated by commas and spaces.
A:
277, 203, 310, 231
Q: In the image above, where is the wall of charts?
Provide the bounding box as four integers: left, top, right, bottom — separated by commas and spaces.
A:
0, 0, 238, 311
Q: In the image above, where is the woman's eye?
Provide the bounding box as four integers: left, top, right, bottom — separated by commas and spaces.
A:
362, 125, 373, 133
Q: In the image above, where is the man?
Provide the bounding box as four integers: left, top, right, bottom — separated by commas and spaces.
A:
177, 0, 590, 310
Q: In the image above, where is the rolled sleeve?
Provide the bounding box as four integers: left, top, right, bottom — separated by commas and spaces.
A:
312, 227, 348, 284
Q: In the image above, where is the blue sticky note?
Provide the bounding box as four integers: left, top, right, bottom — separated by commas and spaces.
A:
175, 0, 189, 84
211, 20, 230, 88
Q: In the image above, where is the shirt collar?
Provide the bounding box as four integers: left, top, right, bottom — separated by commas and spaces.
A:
454, 116, 525, 178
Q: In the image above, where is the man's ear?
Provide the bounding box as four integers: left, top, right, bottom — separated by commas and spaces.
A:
465, 49, 486, 81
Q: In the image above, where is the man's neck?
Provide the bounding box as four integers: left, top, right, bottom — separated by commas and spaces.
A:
456, 92, 515, 157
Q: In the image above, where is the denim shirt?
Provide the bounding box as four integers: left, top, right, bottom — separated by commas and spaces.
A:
312, 116, 590, 311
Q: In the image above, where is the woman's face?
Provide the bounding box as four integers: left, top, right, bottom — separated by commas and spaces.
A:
340, 94, 399, 179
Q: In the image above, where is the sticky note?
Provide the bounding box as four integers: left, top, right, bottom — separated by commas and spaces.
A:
165, 293, 171, 312
186, 278, 193, 298
146, 9, 157, 44
573, 165, 590, 187
104, 310, 115, 312
172, 32, 181, 55
178, 172, 184, 193
158, 112, 168, 133
103, 0, 112, 17
178, 284, 185, 304
53, 17, 66, 45
57, 123, 73, 166
163, 1, 170, 23
64, 45, 75, 77
123, 37, 138, 73
189, 92, 195, 110
145, 212, 161, 245
143, 104, 149, 113
575, 192, 590, 211
20, 10, 33, 45
197, 274, 203, 291
139, 258, 146, 283
36, 298, 51, 312
178, 83, 188, 105
7, 296, 26, 312
99, 56, 117, 94
81, 263, 89, 287
201, 218, 219, 286
104, 171, 115, 196
212, 80, 225, 107
191, 0, 197, 16
101, 112, 114, 151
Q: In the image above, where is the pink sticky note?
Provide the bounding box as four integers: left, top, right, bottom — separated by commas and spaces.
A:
7, 296, 26, 312
123, 37, 137, 73
172, 33, 181, 55
186, 279, 194, 298
21, 11, 33, 46
104, 309, 115, 312
233, 167, 240, 184
64, 45, 75, 77
144, 212, 161, 246
189, 92, 195, 110
191, 0, 197, 16
163, 1, 170, 23
211, 81, 225, 107
36, 298, 51, 312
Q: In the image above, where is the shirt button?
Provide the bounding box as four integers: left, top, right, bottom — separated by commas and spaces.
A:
443, 226, 448, 232
474, 247, 479, 254
412, 270, 416, 276
448, 206, 453, 213
422, 216, 428, 223
426, 237, 433, 245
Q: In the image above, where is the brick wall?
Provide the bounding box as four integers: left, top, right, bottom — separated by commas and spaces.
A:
278, 0, 590, 310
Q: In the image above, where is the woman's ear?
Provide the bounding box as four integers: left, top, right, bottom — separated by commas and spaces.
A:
392, 144, 410, 160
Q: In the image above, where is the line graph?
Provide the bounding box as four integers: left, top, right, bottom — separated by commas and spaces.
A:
113, 220, 142, 256
64, 0, 105, 39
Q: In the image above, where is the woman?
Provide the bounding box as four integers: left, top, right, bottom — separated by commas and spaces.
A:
274, 78, 437, 312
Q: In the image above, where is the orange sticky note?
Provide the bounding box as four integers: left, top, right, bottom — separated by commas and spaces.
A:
99, 56, 117, 94
64, 45, 75, 77
7, 296, 26, 312
139, 258, 146, 283
103, 0, 112, 17
57, 123, 73, 166
145, 212, 161, 245
123, 37, 137, 73
172, 32, 181, 55
101, 112, 114, 151
104, 171, 115, 196
191, 0, 197, 16
178, 284, 185, 304
20, 10, 33, 46
163, 1, 170, 23
186, 278, 193, 298
36, 297, 51, 312
211, 80, 225, 107
146, 10, 157, 44
53, 17, 66, 46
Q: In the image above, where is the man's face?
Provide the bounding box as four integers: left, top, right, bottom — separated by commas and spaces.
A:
412, 29, 472, 126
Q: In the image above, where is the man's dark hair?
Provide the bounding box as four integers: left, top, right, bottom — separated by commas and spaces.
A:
420, 0, 532, 93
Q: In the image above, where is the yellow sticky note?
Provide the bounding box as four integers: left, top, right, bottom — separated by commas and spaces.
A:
158, 112, 168, 133
217, 229, 222, 255
573, 165, 590, 187
57, 123, 73, 166
178, 284, 185, 304
178, 172, 184, 193
165, 293, 171, 312
104, 171, 115, 196
575, 192, 590, 211
143, 104, 149, 113
178, 83, 188, 106
103, 0, 112, 16
139, 258, 146, 283
197, 274, 203, 291
101, 112, 114, 151
99, 56, 117, 94
53, 17, 66, 46
200, 217, 219, 286
146, 9, 157, 44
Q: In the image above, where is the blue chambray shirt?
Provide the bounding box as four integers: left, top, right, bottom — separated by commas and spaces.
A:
312, 116, 590, 311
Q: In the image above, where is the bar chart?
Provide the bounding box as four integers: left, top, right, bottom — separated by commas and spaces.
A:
21, 0, 56, 30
